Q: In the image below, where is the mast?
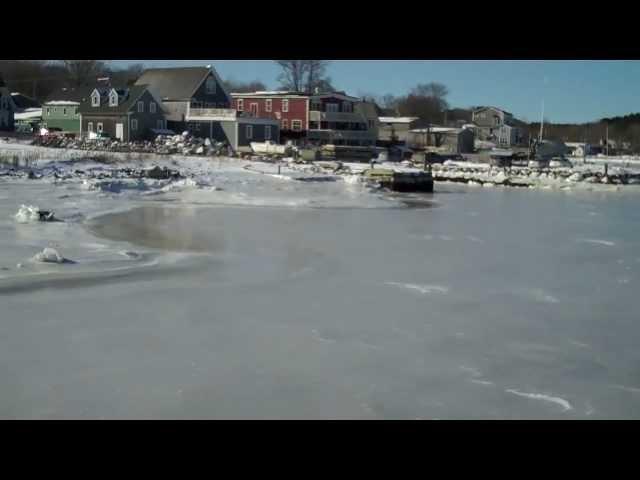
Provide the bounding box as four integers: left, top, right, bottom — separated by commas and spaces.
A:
538, 100, 544, 143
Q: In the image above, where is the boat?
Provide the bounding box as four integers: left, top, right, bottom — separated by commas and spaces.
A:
250, 141, 293, 156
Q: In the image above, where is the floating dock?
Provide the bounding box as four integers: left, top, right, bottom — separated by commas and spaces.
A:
363, 168, 434, 193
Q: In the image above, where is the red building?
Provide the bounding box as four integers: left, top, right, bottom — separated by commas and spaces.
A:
230, 91, 309, 141
231, 91, 379, 146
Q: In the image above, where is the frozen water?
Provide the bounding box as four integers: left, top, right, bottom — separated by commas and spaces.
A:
2, 145, 640, 419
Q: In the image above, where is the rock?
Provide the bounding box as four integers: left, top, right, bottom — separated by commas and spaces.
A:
196, 146, 204, 154
567, 172, 583, 182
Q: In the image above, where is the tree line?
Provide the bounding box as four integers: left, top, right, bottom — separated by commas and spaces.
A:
0, 60, 146, 103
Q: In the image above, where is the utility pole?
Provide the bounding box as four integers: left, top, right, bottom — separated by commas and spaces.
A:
606, 124, 609, 157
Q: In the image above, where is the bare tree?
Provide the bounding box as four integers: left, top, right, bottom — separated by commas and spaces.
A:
108, 63, 145, 86
275, 60, 334, 93
409, 83, 449, 111
224, 78, 267, 93
305, 60, 330, 93
63, 60, 108, 86
275, 61, 308, 91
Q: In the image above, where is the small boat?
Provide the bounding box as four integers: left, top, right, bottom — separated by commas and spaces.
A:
250, 141, 292, 156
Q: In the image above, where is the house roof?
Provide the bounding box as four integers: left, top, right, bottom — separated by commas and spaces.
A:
378, 117, 419, 124
473, 106, 513, 116
231, 91, 309, 98
411, 127, 464, 134
78, 85, 149, 114
11, 93, 41, 109
44, 86, 94, 104
14, 108, 42, 120
134, 67, 215, 101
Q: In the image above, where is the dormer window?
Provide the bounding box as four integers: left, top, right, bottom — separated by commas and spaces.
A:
205, 76, 216, 94
91, 91, 100, 107
109, 90, 118, 107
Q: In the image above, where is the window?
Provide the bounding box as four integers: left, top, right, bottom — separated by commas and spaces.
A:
342, 103, 353, 113
282, 119, 288, 130
131, 119, 138, 131
250, 103, 258, 116
97, 122, 103, 133
137, 101, 144, 113
265, 125, 271, 140
237, 99, 244, 111
291, 120, 302, 131
326, 103, 339, 113
282, 99, 289, 112
265, 99, 272, 112
46, 107, 50, 115
205, 77, 216, 94
150, 102, 156, 114
368, 120, 374, 129
310, 102, 321, 111
109, 92, 118, 107
63, 108, 67, 116
157, 119, 164, 129
193, 123, 201, 131
91, 92, 100, 107
88, 122, 94, 132
246, 125, 253, 139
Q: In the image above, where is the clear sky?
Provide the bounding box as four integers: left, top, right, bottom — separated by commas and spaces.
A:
112, 60, 640, 124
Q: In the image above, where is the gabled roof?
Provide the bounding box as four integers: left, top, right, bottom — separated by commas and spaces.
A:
11, 93, 41, 109
78, 85, 149, 114
44, 86, 94, 104
311, 92, 361, 102
134, 66, 228, 102
473, 106, 513, 116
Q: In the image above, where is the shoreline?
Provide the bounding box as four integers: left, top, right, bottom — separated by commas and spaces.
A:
3, 141, 640, 194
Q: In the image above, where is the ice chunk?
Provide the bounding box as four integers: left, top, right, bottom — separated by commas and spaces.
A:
32, 247, 67, 264
15, 205, 41, 223
14, 205, 54, 223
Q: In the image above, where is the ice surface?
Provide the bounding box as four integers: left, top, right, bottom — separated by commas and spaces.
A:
2, 142, 640, 419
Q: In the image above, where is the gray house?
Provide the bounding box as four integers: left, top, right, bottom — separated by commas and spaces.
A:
407, 126, 475, 154
78, 83, 166, 142
377, 116, 420, 144
185, 108, 280, 153
471, 106, 523, 147
135, 66, 231, 133
0, 75, 14, 131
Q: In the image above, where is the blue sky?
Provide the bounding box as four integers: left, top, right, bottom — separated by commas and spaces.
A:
113, 60, 640, 123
